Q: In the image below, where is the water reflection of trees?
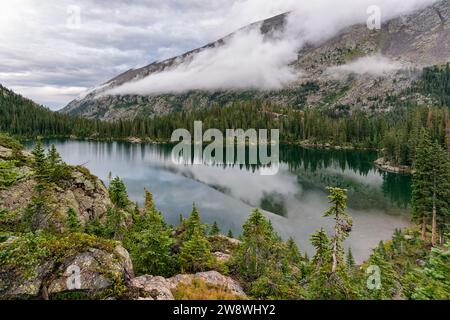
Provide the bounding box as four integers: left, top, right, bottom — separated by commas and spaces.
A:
85, 141, 411, 210
381, 171, 412, 209
280, 146, 375, 176
278, 146, 411, 209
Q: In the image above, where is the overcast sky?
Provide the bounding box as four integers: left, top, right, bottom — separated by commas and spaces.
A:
0, 0, 436, 110
0, 0, 302, 109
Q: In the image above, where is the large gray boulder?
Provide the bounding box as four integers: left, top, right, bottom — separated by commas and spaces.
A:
168, 271, 247, 298
128, 271, 247, 300
0, 234, 133, 299
129, 275, 175, 300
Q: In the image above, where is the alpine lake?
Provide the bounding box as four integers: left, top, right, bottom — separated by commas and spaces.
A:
29, 139, 412, 262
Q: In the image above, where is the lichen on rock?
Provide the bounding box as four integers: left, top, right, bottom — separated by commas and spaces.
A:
0, 232, 132, 299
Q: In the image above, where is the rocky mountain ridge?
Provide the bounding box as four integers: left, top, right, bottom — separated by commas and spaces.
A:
61, 0, 450, 121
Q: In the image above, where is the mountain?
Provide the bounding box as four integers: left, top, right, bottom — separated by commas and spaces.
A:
61, 0, 450, 121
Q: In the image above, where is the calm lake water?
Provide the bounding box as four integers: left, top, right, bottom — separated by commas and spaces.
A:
31, 140, 412, 262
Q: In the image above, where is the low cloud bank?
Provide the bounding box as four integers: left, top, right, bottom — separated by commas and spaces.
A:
107, 28, 299, 95
326, 55, 403, 77
104, 0, 436, 96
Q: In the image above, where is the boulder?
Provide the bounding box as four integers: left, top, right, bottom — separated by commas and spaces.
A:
48, 245, 133, 295
415, 259, 426, 267
128, 271, 247, 300
0, 234, 133, 299
0, 146, 12, 159
168, 271, 247, 298
129, 276, 174, 300
213, 251, 232, 263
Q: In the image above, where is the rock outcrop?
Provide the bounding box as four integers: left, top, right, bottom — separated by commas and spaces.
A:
374, 158, 412, 174
168, 271, 247, 298
47, 245, 133, 296
0, 234, 133, 299
129, 271, 247, 300
0, 145, 115, 231
129, 275, 175, 300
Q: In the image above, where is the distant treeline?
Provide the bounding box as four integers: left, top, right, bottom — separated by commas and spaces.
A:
0, 64, 449, 166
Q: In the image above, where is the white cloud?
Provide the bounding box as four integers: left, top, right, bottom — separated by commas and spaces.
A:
326, 55, 403, 77
105, 0, 437, 96
0, 0, 438, 108
9, 85, 88, 108
106, 28, 300, 95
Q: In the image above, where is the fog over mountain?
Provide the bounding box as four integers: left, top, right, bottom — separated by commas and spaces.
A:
61, 0, 450, 120
104, 0, 437, 96
0, 0, 317, 108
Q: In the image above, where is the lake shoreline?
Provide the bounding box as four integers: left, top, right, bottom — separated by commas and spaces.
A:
21, 134, 378, 149
22, 135, 413, 175
374, 158, 413, 175
27, 138, 412, 262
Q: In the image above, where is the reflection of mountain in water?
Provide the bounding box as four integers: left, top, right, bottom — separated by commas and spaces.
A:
260, 191, 287, 217
160, 144, 411, 214
32, 139, 413, 263
295, 169, 410, 211
90, 141, 411, 213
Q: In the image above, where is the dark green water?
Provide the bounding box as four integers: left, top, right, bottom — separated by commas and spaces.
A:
34, 140, 412, 262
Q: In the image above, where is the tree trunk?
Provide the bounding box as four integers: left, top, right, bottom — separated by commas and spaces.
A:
439, 230, 444, 246
421, 217, 427, 241
431, 191, 437, 247
445, 109, 450, 160
331, 206, 340, 274
332, 238, 337, 273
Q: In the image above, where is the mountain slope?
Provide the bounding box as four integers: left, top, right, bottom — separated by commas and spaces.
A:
61, 0, 450, 121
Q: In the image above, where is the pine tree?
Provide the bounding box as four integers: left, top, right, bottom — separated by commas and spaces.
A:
209, 221, 220, 236
308, 228, 357, 300
123, 189, 177, 276
24, 181, 52, 231
346, 248, 355, 269
108, 176, 129, 209
377, 240, 388, 259
286, 237, 302, 265
125, 212, 176, 276
144, 188, 155, 212
47, 144, 62, 168
104, 207, 126, 240
428, 141, 450, 246
412, 130, 433, 240
306, 189, 359, 300
178, 229, 214, 273
46, 144, 70, 183
392, 229, 404, 256
233, 209, 279, 280
180, 204, 206, 240
412, 131, 450, 246
364, 251, 398, 300
227, 229, 234, 238
85, 216, 105, 236
31, 138, 47, 178
412, 240, 450, 300
310, 228, 332, 270
324, 187, 353, 273
66, 208, 81, 232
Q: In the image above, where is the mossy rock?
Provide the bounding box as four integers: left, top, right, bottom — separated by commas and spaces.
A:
0, 232, 133, 299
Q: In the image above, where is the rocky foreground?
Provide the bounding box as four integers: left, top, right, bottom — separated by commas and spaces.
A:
1, 135, 448, 300
0, 139, 246, 300
0, 231, 245, 300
